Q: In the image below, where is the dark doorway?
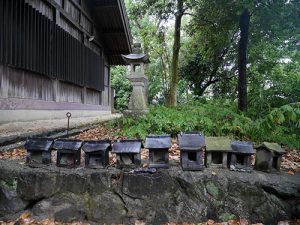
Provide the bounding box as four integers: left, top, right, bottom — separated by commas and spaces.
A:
188, 152, 197, 161
272, 156, 279, 169
236, 154, 244, 165
212, 152, 223, 164
89, 154, 102, 166
154, 151, 165, 162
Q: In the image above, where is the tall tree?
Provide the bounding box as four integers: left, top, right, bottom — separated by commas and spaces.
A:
237, 9, 250, 112
168, 0, 184, 106
126, 0, 191, 106
186, 0, 299, 105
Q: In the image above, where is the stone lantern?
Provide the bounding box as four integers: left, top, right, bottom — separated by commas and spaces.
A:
122, 43, 149, 115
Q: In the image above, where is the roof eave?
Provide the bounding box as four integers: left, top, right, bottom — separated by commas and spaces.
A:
117, 0, 132, 54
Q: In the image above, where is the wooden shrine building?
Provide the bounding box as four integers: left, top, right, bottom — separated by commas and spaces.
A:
0, 0, 132, 123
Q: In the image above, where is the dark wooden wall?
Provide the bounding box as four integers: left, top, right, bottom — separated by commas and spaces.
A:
0, 63, 111, 110
0, 0, 105, 92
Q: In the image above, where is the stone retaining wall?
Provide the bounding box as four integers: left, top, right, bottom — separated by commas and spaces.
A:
0, 160, 299, 224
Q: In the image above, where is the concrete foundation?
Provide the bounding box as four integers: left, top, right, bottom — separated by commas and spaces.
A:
0, 109, 111, 124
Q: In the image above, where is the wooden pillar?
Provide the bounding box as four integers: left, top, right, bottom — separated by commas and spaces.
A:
82, 86, 86, 104
222, 152, 228, 168
53, 79, 60, 102
245, 155, 251, 168
231, 154, 237, 166
55, 9, 60, 26
111, 87, 115, 112
276, 155, 282, 171
0, 65, 8, 98
206, 152, 212, 167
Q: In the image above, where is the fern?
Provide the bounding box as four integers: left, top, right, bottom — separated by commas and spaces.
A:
110, 101, 300, 148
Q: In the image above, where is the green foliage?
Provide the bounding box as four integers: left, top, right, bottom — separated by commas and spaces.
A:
111, 66, 132, 111
179, 0, 300, 103
120, 0, 300, 148
111, 101, 300, 148
247, 59, 300, 118
125, 0, 171, 103
125, 0, 194, 104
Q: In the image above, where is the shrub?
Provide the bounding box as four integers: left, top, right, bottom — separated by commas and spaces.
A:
110, 101, 300, 148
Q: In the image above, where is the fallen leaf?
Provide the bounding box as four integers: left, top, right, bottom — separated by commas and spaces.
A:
240, 218, 249, 225
288, 170, 295, 175
207, 219, 215, 225
228, 220, 240, 225
277, 221, 290, 225
20, 211, 31, 219
135, 220, 146, 225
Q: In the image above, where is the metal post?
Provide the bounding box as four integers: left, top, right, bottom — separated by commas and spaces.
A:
66, 112, 71, 137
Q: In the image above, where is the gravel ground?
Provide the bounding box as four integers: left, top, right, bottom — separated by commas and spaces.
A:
0, 114, 121, 138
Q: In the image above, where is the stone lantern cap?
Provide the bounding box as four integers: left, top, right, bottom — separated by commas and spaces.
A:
82, 140, 111, 153
145, 135, 171, 149
25, 138, 53, 152
121, 53, 149, 64
231, 141, 255, 154
206, 137, 232, 152
112, 140, 142, 153
122, 42, 149, 64
255, 142, 285, 154
178, 132, 205, 151
52, 139, 82, 151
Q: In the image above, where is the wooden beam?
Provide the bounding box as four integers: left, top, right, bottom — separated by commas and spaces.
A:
95, 5, 117, 9
116, 0, 132, 52
103, 31, 124, 36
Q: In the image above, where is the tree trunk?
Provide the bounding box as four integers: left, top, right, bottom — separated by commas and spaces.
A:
167, 0, 183, 107
238, 9, 250, 112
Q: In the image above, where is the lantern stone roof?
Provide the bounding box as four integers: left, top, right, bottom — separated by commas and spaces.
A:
255, 142, 285, 154
52, 139, 83, 151
121, 53, 149, 64
231, 141, 255, 154
112, 140, 142, 153
82, 140, 111, 153
25, 138, 54, 151
145, 135, 171, 149
206, 137, 232, 152
178, 132, 205, 150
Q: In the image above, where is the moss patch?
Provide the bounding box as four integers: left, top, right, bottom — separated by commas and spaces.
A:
219, 212, 236, 221
206, 181, 220, 199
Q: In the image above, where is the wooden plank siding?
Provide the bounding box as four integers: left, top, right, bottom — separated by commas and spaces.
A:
0, 0, 132, 119
0, 64, 104, 107
86, 88, 101, 105
59, 81, 83, 103
0, 0, 105, 92
0, 64, 55, 101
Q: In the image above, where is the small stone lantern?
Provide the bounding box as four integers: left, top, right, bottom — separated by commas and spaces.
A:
121, 43, 149, 116
178, 132, 205, 171
230, 141, 255, 172
53, 139, 82, 168
205, 137, 232, 168
82, 140, 111, 169
25, 138, 54, 165
146, 135, 171, 168
112, 140, 142, 168
255, 142, 285, 172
